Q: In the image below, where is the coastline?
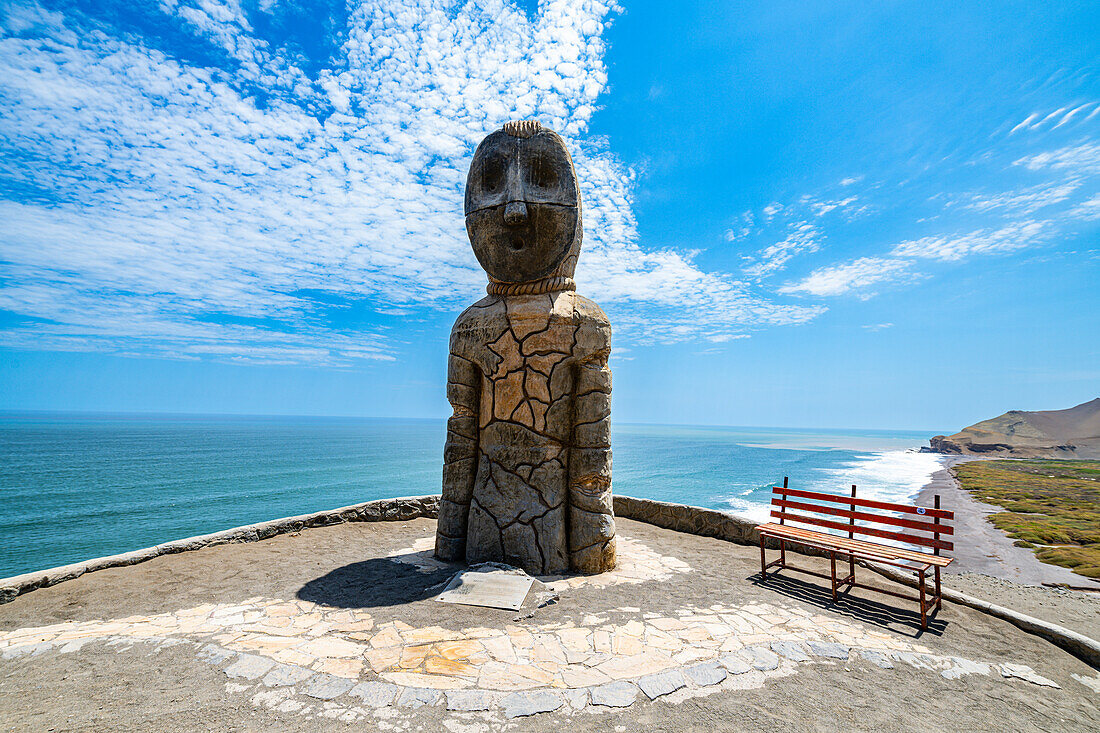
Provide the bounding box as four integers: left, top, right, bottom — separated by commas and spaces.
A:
915, 455, 1100, 588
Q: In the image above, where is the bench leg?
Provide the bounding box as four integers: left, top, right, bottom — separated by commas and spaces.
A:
829, 551, 838, 602
759, 535, 767, 581
934, 566, 942, 612
779, 539, 786, 568
919, 570, 927, 629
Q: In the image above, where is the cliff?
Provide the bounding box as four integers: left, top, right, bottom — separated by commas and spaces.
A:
927, 397, 1100, 458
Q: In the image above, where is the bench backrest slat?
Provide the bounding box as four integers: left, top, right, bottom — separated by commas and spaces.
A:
769, 482, 954, 556
772, 497, 954, 535
769, 510, 954, 551
778, 486, 954, 520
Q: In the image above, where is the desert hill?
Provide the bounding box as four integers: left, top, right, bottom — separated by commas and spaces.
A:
927, 397, 1100, 458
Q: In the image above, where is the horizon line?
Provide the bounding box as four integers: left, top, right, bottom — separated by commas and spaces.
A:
0, 408, 947, 436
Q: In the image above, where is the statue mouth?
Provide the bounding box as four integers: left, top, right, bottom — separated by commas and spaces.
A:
465, 202, 577, 283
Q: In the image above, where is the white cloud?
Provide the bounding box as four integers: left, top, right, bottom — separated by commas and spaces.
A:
861, 323, 893, 331
1037, 107, 1069, 127
779, 257, 912, 298
890, 221, 1046, 262
784, 212, 1061, 302
1009, 113, 1039, 135
723, 210, 754, 242
961, 181, 1080, 215
0, 0, 818, 365
742, 222, 821, 279
1069, 193, 1100, 221
809, 195, 857, 217
740, 102, 1098, 308
1014, 142, 1100, 174
1053, 103, 1096, 129
1007, 103, 1098, 134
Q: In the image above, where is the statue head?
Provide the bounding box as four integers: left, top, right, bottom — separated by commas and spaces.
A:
465, 120, 582, 293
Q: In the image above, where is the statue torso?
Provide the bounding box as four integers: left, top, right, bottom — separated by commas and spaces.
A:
449, 291, 609, 572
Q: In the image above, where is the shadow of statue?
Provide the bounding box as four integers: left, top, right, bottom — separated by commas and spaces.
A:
297, 556, 458, 609
750, 571, 948, 638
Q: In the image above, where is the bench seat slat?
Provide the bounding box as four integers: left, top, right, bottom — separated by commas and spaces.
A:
759, 523, 932, 565
761, 529, 932, 570
771, 497, 954, 535
770, 510, 954, 551
758, 522, 954, 567
775, 486, 954, 520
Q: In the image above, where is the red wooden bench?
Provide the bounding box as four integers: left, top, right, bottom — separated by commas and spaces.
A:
755, 478, 954, 628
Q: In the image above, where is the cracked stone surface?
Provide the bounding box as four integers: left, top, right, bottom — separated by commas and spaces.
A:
225, 653, 276, 680
589, 680, 638, 707
302, 674, 355, 700
941, 657, 991, 680
396, 686, 443, 708
503, 690, 563, 718
858, 649, 894, 669
637, 670, 687, 700
262, 663, 313, 687
1073, 673, 1100, 694
744, 646, 781, 671
719, 655, 752, 675
445, 689, 497, 711
348, 681, 398, 707
771, 640, 810, 662
807, 641, 851, 660
684, 661, 727, 687
435, 121, 615, 576
1000, 663, 1060, 688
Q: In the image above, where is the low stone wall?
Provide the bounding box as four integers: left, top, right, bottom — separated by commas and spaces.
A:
613, 495, 759, 545
0, 495, 439, 605
612, 495, 831, 557
0, 494, 791, 605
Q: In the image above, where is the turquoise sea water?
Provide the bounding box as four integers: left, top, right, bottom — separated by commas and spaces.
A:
0, 414, 944, 578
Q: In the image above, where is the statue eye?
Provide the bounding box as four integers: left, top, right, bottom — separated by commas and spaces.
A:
531, 159, 558, 189
482, 157, 505, 193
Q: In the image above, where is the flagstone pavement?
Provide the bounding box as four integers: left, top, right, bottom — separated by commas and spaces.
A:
1, 517, 1097, 731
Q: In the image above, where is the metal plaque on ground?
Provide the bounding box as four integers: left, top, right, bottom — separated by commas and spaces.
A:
435, 570, 535, 611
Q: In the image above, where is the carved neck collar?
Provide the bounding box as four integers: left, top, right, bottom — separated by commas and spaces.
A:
487, 276, 576, 296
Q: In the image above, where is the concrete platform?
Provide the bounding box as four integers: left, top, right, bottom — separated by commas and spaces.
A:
1, 517, 1098, 731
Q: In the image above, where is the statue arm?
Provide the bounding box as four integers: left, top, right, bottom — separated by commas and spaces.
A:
435, 352, 480, 561
568, 351, 616, 573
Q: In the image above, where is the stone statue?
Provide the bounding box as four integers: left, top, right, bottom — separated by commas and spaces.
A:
434, 120, 615, 575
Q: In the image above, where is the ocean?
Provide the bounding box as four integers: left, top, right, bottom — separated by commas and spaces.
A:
0, 414, 945, 579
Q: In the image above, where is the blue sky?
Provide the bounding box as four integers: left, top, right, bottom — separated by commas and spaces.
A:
0, 0, 1097, 431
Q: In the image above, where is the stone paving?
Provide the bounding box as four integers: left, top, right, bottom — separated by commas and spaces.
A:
1, 531, 1088, 729
386, 533, 692, 589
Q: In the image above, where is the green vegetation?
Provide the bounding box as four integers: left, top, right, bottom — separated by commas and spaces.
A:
954, 459, 1100, 579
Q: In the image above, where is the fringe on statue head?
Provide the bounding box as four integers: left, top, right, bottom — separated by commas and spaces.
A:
502, 119, 542, 138
485, 120, 583, 296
